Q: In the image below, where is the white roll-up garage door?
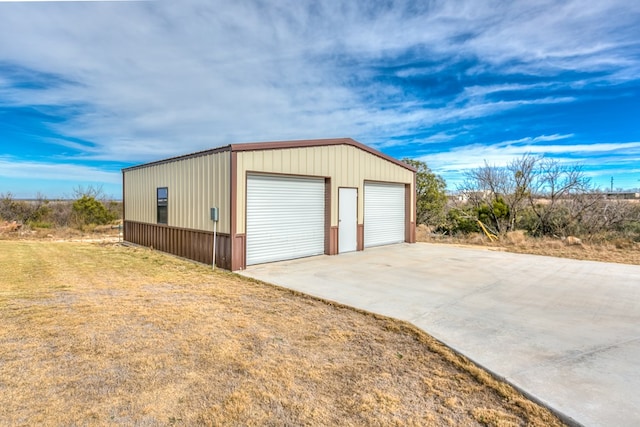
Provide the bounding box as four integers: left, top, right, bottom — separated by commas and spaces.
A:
364, 182, 405, 248
246, 174, 325, 265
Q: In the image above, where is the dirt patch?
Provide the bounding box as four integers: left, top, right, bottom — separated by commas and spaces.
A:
0, 241, 565, 426
0, 221, 22, 233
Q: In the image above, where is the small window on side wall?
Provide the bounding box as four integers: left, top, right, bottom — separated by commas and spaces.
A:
157, 187, 168, 224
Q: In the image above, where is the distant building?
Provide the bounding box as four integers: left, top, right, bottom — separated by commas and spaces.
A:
602, 192, 640, 200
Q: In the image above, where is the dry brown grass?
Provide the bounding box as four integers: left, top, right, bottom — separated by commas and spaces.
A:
417, 225, 640, 265
0, 222, 122, 242
0, 240, 565, 426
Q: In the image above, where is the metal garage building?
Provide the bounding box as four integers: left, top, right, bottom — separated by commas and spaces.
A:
122, 138, 416, 271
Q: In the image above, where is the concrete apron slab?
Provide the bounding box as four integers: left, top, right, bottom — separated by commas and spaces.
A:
240, 243, 640, 427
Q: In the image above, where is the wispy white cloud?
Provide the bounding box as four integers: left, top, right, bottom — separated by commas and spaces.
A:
0, 156, 120, 184
421, 138, 640, 189
460, 1, 640, 75
1, 1, 637, 149
0, 1, 140, 2
499, 134, 575, 146
0, 0, 638, 195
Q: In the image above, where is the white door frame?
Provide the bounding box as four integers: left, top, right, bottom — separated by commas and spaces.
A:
338, 187, 358, 253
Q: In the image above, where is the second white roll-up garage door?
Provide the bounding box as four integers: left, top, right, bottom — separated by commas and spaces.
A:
246, 174, 325, 265
364, 182, 405, 248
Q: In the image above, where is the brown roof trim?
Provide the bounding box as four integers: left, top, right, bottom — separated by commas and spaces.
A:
229, 138, 416, 172
121, 145, 232, 172
122, 138, 415, 173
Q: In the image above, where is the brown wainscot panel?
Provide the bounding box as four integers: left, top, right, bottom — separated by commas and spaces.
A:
409, 221, 416, 243
231, 234, 246, 271
328, 226, 338, 255
124, 221, 231, 270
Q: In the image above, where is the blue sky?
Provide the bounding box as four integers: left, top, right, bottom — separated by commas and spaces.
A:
1, 0, 639, 199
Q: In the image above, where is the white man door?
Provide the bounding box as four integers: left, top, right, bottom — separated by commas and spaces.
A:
338, 188, 357, 253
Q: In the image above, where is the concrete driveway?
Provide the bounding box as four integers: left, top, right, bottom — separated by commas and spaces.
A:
240, 243, 640, 427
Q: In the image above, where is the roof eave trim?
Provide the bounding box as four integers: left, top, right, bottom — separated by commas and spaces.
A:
121, 145, 232, 172
229, 138, 416, 172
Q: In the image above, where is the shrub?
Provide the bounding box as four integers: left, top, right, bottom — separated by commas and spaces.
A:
440, 208, 480, 235
476, 198, 509, 234
48, 201, 73, 227
28, 221, 53, 229
0, 193, 50, 224
71, 196, 118, 230
402, 159, 448, 227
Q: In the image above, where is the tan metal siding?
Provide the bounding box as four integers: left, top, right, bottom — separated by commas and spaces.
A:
124, 151, 231, 234
235, 145, 414, 234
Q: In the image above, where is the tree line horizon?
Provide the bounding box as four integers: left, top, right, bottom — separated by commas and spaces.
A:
403, 154, 639, 242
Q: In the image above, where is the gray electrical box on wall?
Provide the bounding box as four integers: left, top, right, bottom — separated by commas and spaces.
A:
210, 207, 219, 222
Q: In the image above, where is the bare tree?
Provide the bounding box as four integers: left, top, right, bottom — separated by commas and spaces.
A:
0, 192, 50, 224
459, 154, 539, 234
455, 155, 637, 240
506, 154, 537, 230
528, 159, 592, 236
72, 185, 108, 202
567, 194, 638, 239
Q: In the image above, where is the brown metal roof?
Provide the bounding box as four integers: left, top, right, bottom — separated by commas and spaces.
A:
122, 138, 415, 172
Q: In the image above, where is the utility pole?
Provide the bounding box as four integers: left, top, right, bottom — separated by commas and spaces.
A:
611, 176, 614, 192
